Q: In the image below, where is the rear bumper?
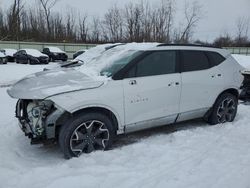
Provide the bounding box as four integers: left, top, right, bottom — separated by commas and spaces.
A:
52, 54, 68, 61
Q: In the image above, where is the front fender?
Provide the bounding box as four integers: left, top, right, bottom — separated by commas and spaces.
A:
47, 83, 125, 130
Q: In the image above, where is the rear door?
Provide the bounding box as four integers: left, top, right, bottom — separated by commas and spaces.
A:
122, 50, 181, 131
178, 50, 224, 120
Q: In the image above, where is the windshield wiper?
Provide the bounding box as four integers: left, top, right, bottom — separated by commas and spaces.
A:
61, 60, 84, 68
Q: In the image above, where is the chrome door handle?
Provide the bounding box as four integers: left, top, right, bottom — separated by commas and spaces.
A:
129, 80, 137, 85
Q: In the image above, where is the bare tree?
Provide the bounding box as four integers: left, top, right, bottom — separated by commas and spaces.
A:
89, 17, 101, 43
6, 0, 24, 40
235, 16, 249, 45
103, 5, 124, 42
4, 0, 245, 46
140, 1, 153, 42
124, 2, 144, 42
213, 32, 233, 47
65, 10, 76, 42
38, 0, 59, 34
152, 0, 175, 42
78, 14, 88, 42
175, 1, 202, 43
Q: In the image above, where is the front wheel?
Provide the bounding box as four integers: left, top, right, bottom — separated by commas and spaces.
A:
207, 93, 238, 125
59, 112, 116, 159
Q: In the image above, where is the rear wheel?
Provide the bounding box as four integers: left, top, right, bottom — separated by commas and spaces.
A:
207, 93, 238, 125
59, 112, 116, 159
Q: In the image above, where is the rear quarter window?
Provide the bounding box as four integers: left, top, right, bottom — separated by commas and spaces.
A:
206, 51, 226, 66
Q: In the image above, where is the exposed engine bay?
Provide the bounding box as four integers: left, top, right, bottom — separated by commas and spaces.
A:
16, 99, 67, 144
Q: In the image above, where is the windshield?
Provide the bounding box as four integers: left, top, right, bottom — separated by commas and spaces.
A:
100, 51, 142, 77
77, 43, 158, 79
80, 50, 142, 77
75, 43, 120, 63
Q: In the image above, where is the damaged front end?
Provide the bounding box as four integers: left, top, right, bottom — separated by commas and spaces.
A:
16, 99, 68, 144
240, 70, 250, 102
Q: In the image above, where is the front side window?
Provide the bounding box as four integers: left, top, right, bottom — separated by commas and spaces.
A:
125, 51, 177, 78
181, 50, 210, 72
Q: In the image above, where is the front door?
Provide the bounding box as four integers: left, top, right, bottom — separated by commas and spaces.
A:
122, 50, 181, 131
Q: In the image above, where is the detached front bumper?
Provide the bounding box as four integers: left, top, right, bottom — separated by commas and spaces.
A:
16, 99, 66, 144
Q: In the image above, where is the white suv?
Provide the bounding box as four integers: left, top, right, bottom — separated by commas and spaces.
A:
8, 43, 243, 159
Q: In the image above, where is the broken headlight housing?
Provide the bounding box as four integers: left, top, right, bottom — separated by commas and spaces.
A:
17, 100, 54, 137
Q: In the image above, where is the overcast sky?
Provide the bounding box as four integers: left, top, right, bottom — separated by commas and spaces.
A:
1, 0, 250, 42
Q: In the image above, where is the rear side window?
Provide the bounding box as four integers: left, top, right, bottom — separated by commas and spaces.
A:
181, 50, 210, 72
125, 51, 177, 78
206, 51, 225, 66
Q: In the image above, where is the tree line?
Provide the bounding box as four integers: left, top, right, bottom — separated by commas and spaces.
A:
0, 0, 249, 47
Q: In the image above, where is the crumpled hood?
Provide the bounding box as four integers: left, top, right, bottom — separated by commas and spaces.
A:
7, 68, 104, 99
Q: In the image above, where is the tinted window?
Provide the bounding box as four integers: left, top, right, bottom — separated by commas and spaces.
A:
43, 48, 49, 53
126, 51, 176, 78
181, 50, 210, 72
18, 50, 26, 55
206, 51, 225, 66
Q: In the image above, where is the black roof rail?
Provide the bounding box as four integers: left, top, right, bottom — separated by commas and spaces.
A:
157, 43, 222, 49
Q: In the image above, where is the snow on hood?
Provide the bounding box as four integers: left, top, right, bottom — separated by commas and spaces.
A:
46, 46, 65, 53
0, 52, 6, 58
7, 69, 105, 99
1, 49, 17, 56
22, 49, 48, 58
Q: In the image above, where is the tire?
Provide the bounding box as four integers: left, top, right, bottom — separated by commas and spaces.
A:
207, 93, 238, 125
59, 112, 116, 159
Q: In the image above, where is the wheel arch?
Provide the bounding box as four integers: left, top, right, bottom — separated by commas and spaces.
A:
71, 106, 121, 131
212, 88, 239, 109
204, 88, 239, 121
218, 88, 239, 98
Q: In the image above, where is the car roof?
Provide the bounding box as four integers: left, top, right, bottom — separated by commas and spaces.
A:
147, 44, 230, 57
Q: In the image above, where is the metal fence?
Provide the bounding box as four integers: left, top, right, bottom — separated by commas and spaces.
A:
223, 47, 250, 55
0, 41, 249, 59
0, 41, 96, 59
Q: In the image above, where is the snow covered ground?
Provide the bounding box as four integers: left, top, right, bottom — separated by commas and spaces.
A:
0, 55, 250, 188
